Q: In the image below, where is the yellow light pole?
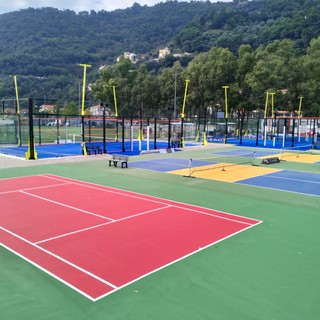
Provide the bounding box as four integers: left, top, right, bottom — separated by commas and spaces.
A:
14, 76, 20, 114
180, 79, 190, 148
13, 75, 21, 146
112, 86, 118, 117
222, 85, 229, 143
298, 96, 303, 119
181, 80, 190, 119
270, 92, 275, 120
79, 63, 91, 155
264, 92, 269, 119
79, 64, 92, 116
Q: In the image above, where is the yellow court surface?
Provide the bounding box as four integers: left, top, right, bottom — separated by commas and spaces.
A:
169, 163, 281, 183
279, 152, 320, 163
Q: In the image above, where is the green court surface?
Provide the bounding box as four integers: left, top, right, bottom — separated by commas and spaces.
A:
1, 145, 320, 320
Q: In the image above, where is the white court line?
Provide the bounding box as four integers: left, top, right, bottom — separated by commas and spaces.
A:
41, 174, 259, 226
140, 159, 189, 166
35, 205, 171, 245
237, 181, 320, 198
0, 182, 72, 195
1, 242, 96, 301
1, 173, 262, 301
19, 190, 115, 222
262, 174, 320, 185
93, 220, 263, 301
0, 226, 118, 290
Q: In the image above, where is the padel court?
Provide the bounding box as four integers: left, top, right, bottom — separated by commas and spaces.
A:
130, 152, 320, 197
0, 174, 261, 301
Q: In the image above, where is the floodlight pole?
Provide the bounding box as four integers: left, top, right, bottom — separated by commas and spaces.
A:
79, 64, 92, 116
180, 79, 190, 148
79, 63, 91, 155
13, 75, 21, 146
222, 85, 229, 144
270, 92, 275, 120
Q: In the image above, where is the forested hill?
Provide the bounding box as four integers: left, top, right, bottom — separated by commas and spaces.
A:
174, 0, 320, 53
0, 0, 320, 101
0, 2, 216, 75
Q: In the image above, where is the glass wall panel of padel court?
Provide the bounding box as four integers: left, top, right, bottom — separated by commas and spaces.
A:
1, 106, 320, 319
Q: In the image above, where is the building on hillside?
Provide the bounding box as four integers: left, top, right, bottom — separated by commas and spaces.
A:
117, 52, 138, 63
39, 104, 56, 113
89, 104, 112, 116
158, 47, 170, 59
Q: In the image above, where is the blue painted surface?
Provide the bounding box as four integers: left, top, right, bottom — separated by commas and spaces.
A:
130, 158, 215, 172
0, 141, 195, 159
238, 170, 320, 197
212, 149, 278, 158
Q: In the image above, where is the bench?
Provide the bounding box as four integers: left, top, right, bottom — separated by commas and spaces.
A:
108, 154, 129, 168
86, 145, 102, 155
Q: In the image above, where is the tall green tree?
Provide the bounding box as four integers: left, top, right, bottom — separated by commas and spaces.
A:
245, 39, 300, 113
299, 36, 320, 116
184, 47, 237, 116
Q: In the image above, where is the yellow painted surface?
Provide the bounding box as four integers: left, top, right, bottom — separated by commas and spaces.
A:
256, 151, 320, 164
279, 152, 320, 163
170, 163, 281, 183
257, 153, 282, 159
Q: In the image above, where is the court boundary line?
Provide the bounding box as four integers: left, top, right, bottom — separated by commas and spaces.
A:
260, 174, 320, 185
236, 180, 320, 198
19, 190, 116, 222
0, 226, 118, 290
0, 181, 72, 195
35, 205, 172, 245
42, 174, 261, 224
0, 242, 98, 301
94, 220, 262, 301
41, 175, 256, 226
1, 174, 262, 301
36, 176, 256, 226
1, 209, 262, 301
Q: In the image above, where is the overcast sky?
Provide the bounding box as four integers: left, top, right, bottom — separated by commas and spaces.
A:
0, 0, 207, 15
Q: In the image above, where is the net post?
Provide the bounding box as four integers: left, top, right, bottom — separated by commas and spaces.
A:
183, 158, 195, 178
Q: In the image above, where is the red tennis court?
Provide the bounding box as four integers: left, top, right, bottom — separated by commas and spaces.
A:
0, 174, 261, 301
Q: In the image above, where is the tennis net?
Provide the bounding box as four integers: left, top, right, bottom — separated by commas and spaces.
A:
186, 151, 257, 178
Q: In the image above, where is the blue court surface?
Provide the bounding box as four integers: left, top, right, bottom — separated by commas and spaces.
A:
131, 158, 320, 197
212, 149, 278, 158
237, 170, 320, 197
0, 141, 196, 159
0, 144, 83, 158
130, 158, 215, 172
226, 137, 314, 149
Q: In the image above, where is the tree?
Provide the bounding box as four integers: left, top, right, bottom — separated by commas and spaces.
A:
245, 39, 300, 111
184, 47, 237, 117
299, 36, 320, 116
63, 102, 79, 115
